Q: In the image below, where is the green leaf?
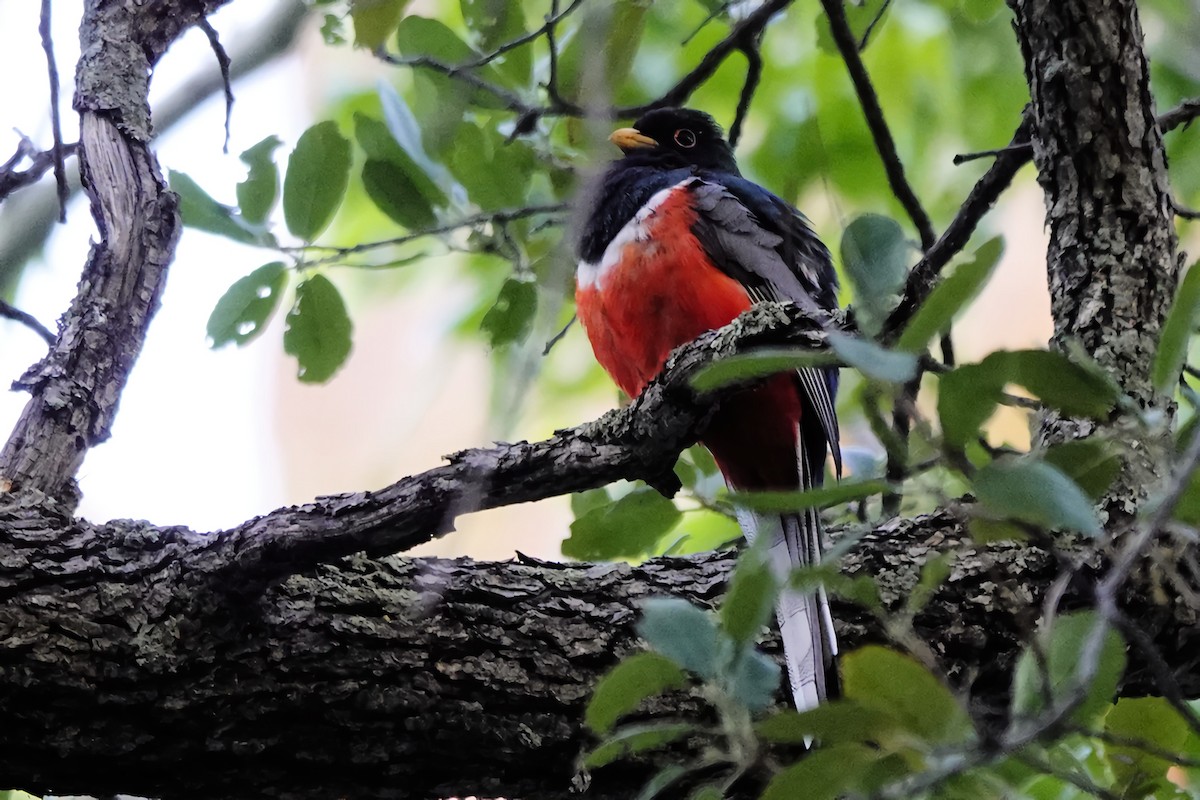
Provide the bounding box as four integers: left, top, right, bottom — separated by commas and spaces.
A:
974, 457, 1102, 537
994, 350, 1118, 419
586, 652, 687, 735
829, 332, 919, 383
480, 278, 537, 347
170, 170, 271, 245
1042, 440, 1121, 501
459, 0, 529, 84
690, 348, 835, 392
571, 487, 610, 518
1011, 611, 1126, 726
447, 122, 535, 211
843, 645, 974, 743
283, 122, 351, 242
556, 0, 649, 102
353, 112, 448, 211
898, 237, 1003, 352
361, 159, 438, 229
636, 765, 688, 800
350, 0, 409, 50
207, 262, 288, 349
937, 362, 1006, 447
1173, 469, 1200, 525
719, 547, 778, 646
728, 649, 781, 711
760, 743, 890, 800
730, 480, 889, 513
636, 598, 721, 680
1154, 260, 1200, 394
583, 722, 694, 769
562, 486, 681, 561
840, 214, 911, 336
756, 701, 902, 745
394, 16, 506, 115
1105, 697, 1190, 796
283, 274, 353, 383
236, 136, 282, 225
938, 349, 1118, 447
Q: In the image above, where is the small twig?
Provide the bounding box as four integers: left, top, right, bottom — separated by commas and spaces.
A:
1013, 751, 1122, 800
1171, 197, 1200, 220
953, 142, 1033, 165
0, 140, 78, 204
616, 0, 792, 119
818, 0, 935, 250
0, 299, 55, 346
542, 314, 576, 356
283, 204, 569, 266
857, 0, 892, 51
1109, 610, 1200, 737
38, 0, 68, 223
885, 111, 1034, 335
1077, 727, 1200, 769
198, 18, 235, 153
939, 332, 955, 366
1158, 95, 1200, 133
727, 39, 762, 148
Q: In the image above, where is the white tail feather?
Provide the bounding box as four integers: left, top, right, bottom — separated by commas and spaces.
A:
736, 508, 835, 714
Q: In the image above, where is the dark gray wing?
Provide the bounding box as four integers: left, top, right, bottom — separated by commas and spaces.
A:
686, 177, 842, 478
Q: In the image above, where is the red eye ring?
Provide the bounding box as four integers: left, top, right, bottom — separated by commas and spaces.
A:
674, 128, 697, 148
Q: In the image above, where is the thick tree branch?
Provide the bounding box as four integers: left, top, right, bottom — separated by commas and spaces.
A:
224, 302, 834, 582
0, 494, 1194, 799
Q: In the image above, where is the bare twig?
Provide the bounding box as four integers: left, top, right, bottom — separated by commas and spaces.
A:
885, 111, 1034, 334
1171, 197, 1200, 220
1158, 95, 1200, 133
1013, 751, 1122, 800
728, 39, 763, 148
283, 204, 569, 266
197, 18, 234, 153
542, 314, 576, 355
0, 140, 76, 204
818, 0, 935, 250
953, 142, 1033, 165
38, 0, 67, 223
0, 299, 55, 346
857, 0, 892, 51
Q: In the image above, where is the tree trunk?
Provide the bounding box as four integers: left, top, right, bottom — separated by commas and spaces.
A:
1008, 0, 1180, 515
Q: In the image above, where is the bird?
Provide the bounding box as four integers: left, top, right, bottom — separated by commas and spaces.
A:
574, 107, 841, 713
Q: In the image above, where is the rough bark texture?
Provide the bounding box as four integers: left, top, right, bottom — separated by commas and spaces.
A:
1008, 0, 1180, 515
1, 498, 1195, 800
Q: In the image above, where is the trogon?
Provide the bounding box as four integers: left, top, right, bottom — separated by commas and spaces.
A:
575, 107, 842, 711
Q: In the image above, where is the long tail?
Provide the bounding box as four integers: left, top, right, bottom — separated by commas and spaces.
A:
735, 450, 838, 712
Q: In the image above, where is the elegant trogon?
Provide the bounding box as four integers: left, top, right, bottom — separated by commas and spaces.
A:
575, 107, 841, 711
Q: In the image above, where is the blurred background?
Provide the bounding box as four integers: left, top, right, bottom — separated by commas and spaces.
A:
1, 0, 1196, 560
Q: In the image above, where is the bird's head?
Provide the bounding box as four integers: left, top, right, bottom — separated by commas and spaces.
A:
609, 107, 740, 174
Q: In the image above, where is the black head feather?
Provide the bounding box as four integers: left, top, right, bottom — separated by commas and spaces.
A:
616, 107, 740, 174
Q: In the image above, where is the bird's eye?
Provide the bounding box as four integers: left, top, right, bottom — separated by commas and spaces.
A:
673, 128, 697, 148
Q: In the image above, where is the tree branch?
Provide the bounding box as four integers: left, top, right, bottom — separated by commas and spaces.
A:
818, 0, 935, 250
0, 0, 235, 501
0, 299, 55, 347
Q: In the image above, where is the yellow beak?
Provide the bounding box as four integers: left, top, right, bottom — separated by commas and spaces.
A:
609, 127, 658, 152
